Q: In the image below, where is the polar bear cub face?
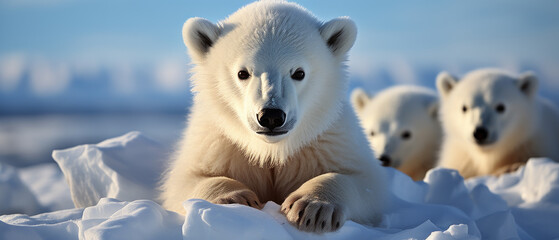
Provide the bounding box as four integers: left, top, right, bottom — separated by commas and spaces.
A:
436, 68, 538, 149
351, 86, 440, 169
182, 2, 356, 150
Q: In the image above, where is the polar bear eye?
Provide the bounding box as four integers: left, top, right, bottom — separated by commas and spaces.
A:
496, 103, 506, 113
401, 131, 411, 140
237, 70, 250, 80
370, 131, 375, 136
291, 68, 305, 81
462, 105, 468, 113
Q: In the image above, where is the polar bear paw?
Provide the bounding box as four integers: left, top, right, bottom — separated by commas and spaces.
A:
493, 162, 526, 176
214, 189, 263, 209
281, 194, 345, 233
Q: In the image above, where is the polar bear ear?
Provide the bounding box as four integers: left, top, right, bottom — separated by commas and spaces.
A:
182, 17, 221, 63
517, 71, 538, 98
436, 71, 458, 98
350, 88, 369, 111
319, 17, 357, 57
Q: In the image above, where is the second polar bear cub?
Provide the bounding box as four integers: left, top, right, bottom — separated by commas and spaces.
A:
351, 86, 441, 181
437, 68, 559, 178
160, 1, 388, 233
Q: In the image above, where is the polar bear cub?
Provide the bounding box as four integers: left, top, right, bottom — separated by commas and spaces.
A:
351, 86, 441, 180
436, 68, 559, 178
160, 1, 388, 233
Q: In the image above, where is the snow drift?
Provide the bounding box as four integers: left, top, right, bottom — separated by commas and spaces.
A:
51, 131, 168, 207
1, 132, 558, 239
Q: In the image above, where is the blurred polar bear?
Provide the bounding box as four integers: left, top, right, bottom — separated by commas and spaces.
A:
352, 85, 441, 180
436, 68, 559, 178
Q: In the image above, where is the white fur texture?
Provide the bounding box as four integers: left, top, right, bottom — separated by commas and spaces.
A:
436, 68, 559, 178
351, 85, 441, 180
160, 1, 387, 233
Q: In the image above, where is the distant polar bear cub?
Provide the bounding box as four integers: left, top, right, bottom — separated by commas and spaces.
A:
436, 68, 559, 178
351, 86, 441, 181
160, 1, 388, 233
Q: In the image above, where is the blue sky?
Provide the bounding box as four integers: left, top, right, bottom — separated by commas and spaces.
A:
1, 0, 559, 104
2, 1, 559, 64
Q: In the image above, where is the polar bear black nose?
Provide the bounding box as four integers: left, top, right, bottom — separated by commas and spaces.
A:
257, 108, 286, 130
473, 127, 489, 143
378, 155, 391, 167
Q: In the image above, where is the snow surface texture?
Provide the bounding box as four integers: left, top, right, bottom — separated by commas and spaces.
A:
1, 132, 559, 239
0, 162, 73, 215
51, 131, 169, 208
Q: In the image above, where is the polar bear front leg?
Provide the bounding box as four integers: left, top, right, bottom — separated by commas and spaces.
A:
192, 176, 263, 209
280, 172, 382, 233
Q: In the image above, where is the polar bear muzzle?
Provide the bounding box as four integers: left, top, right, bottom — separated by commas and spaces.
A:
257, 108, 287, 135
473, 126, 489, 144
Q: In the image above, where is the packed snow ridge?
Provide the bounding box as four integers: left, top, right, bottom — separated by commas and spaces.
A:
1, 132, 558, 239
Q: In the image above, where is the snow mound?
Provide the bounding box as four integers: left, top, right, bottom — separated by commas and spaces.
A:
18, 163, 74, 212
466, 159, 559, 239
51, 131, 169, 207
1, 131, 559, 239
0, 162, 73, 216
0, 163, 42, 215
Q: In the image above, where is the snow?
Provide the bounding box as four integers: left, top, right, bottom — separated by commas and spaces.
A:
1, 132, 559, 239
18, 163, 73, 212
79, 198, 183, 240
51, 131, 168, 208
0, 163, 42, 215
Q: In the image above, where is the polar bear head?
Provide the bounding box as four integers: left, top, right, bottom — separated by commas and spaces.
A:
182, 1, 356, 165
351, 86, 440, 170
436, 68, 538, 150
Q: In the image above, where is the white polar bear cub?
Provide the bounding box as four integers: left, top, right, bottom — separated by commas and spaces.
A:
160, 1, 388, 233
436, 68, 559, 178
351, 86, 441, 181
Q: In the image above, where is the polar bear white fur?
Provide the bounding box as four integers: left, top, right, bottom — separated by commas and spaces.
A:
436, 68, 559, 178
160, 1, 387, 233
351, 85, 441, 181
